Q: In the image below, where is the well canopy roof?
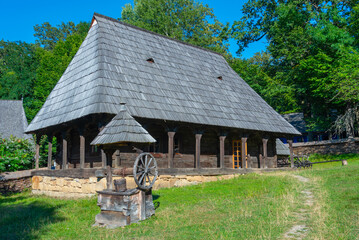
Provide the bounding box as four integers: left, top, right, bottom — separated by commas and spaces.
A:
26, 13, 299, 135
91, 105, 156, 145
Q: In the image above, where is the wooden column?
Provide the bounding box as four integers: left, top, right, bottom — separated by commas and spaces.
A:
195, 134, 202, 169
101, 149, 106, 168
241, 137, 247, 169
79, 135, 85, 169
219, 136, 226, 168
47, 135, 53, 170
115, 150, 120, 167
167, 132, 176, 168
262, 138, 268, 168
35, 135, 40, 170
288, 139, 294, 168
62, 132, 68, 169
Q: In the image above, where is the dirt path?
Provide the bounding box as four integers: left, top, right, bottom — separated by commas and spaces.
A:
282, 175, 314, 240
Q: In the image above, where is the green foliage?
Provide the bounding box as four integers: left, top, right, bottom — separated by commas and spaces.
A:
229, 52, 299, 114
121, 0, 231, 55
0, 136, 34, 172
233, 0, 359, 132
34, 21, 89, 50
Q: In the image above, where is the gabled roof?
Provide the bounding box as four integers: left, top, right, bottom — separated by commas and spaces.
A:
282, 113, 307, 133
0, 100, 32, 139
91, 105, 156, 145
26, 13, 299, 135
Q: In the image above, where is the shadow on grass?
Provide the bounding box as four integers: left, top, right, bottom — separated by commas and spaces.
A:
0, 197, 64, 240
153, 194, 161, 210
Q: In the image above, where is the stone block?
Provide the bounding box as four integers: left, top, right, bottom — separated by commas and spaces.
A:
82, 184, 96, 194
203, 176, 218, 182
89, 177, 97, 183
153, 179, 170, 190
32, 176, 40, 190
95, 178, 107, 191
187, 176, 204, 182
174, 179, 197, 187
175, 175, 187, 179
159, 175, 173, 179
56, 178, 65, 187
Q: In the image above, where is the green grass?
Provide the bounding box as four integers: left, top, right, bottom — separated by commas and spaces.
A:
0, 155, 358, 240
299, 155, 359, 240
0, 173, 301, 240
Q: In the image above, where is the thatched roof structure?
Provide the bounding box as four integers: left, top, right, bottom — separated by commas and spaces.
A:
26, 13, 299, 136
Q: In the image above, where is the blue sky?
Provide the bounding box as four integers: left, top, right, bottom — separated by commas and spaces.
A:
1, 0, 267, 58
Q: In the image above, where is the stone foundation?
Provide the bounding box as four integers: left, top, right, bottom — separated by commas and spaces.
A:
31, 173, 239, 198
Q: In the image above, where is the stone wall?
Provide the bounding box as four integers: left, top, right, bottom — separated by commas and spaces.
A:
0, 177, 32, 194
291, 138, 359, 156
31, 174, 239, 198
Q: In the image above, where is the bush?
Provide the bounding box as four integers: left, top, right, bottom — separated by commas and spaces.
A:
0, 136, 35, 173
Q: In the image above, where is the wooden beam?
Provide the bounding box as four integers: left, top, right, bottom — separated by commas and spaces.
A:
288, 139, 294, 168
195, 134, 202, 169
167, 131, 176, 168
241, 137, 248, 169
219, 136, 226, 168
35, 137, 40, 170
62, 133, 68, 169
115, 150, 120, 167
101, 149, 106, 168
80, 135, 85, 169
47, 135, 53, 170
262, 138, 268, 168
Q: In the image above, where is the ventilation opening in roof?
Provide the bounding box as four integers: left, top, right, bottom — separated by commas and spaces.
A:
217, 76, 223, 80
147, 58, 155, 63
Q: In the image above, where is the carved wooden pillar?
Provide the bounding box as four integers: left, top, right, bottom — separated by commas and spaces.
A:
104, 150, 114, 168
79, 127, 85, 169
195, 134, 202, 169
167, 132, 176, 168
241, 137, 248, 169
47, 135, 53, 170
115, 150, 120, 167
288, 139, 294, 168
262, 138, 268, 168
219, 136, 226, 168
62, 132, 68, 169
35, 135, 40, 170
101, 149, 106, 168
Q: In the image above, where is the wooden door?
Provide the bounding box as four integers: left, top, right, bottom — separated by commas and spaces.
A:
232, 140, 247, 169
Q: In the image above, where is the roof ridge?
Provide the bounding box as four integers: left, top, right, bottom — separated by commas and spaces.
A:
93, 12, 223, 57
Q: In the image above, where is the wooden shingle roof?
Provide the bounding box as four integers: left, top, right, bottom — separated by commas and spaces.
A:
0, 100, 32, 139
91, 105, 156, 145
26, 13, 300, 135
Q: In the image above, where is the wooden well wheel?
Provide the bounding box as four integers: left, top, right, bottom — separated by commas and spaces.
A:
133, 153, 158, 191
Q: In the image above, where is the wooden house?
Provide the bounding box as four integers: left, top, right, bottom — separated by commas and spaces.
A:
26, 13, 299, 172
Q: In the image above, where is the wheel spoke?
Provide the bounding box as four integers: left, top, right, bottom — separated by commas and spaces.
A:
136, 170, 144, 176
147, 157, 153, 167
145, 155, 148, 167
146, 174, 151, 185
140, 156, 145, 167
139, 173, 146, 184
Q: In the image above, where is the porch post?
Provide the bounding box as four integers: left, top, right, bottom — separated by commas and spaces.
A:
62, 132, 68, 169
115, 150, 120, 167
241, 136, 247, 169
167, 132, 176, 168
288, 139, 294, 168
35, 135, 40, 170
262, 138, 268, 168
101, 149, 106, 168
79, 127, 85, 169
219, 136, 226, 168
195, 134, 202, 169
47, 135, 53, 170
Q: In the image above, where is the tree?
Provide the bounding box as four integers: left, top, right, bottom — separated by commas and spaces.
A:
0, 40, 39, 118
233, 0, 358, 132
34, 21, 89, 50
121, 0, 231, 55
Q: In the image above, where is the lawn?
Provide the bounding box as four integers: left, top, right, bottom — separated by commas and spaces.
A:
0, 155, 358, 240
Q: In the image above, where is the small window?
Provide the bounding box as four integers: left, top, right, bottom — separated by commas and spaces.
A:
147, 58, 155, 63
